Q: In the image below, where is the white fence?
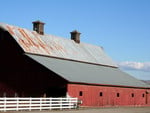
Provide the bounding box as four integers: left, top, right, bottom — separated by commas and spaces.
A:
0, 97, 78, 112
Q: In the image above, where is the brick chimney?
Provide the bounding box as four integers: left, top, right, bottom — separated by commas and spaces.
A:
70, 30, 81, 43
32, 20, 45, 35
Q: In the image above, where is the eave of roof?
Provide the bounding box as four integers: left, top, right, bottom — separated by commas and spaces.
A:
69, 82, 150, 89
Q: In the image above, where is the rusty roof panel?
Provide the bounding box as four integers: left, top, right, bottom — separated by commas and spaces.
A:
0, 23, 117, 67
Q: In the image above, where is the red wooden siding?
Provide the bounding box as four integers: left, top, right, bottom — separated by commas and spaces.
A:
147, 91, 150, 105
68, 84, 150, 107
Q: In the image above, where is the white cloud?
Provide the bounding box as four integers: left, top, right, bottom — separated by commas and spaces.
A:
118, 61, 150, 72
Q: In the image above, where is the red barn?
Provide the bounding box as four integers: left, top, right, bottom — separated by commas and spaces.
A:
0, 21, 150, 107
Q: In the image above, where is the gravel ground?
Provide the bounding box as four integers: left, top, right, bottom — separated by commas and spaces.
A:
2, 107, 150, 113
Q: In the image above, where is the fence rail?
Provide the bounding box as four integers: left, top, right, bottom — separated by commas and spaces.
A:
0, 97, 78, 112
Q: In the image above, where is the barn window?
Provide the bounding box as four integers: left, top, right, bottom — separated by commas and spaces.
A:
79, 91, 83, 96
142, 94, 145, 97
117, 93, 120, 97
99, 92, 103, 97
131, 93, 134, 97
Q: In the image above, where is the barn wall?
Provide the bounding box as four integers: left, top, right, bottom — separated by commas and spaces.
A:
0, 31, 67, 97
68, 84, 150, 107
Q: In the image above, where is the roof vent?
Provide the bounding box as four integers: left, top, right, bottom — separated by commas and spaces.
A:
70, 30, 81, 43
32, 20, 45, 35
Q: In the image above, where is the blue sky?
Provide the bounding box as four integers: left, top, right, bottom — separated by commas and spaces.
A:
1, 0, 150, 80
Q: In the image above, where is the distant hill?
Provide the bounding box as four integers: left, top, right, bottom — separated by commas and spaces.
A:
141, 80, 150, 85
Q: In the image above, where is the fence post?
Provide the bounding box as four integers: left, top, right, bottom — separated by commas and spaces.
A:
49, 98, 52, 110
75, 98, 78, 109
69, 98, 71, 109
40, 98, 42, 111
16, 98, 19, 111
29, 97, 32, 111
60, 98, 62, 110
4, 97, 6, 112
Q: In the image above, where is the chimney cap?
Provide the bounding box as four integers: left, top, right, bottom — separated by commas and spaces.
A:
70, 30, 81, 34
32, 20, 45, 24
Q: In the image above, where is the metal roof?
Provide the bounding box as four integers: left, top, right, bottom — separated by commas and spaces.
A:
0, 23, 117, 67
26, 53, 150, 88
